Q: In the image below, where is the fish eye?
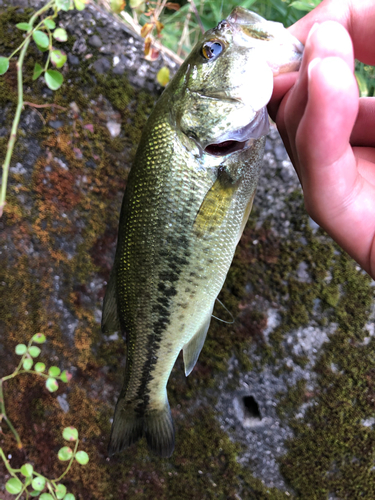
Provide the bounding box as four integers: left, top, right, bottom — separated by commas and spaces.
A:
201, 41, 223, 61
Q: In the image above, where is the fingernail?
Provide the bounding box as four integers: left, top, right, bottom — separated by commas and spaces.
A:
306, 22, 320, 44
308, 57, 321, 80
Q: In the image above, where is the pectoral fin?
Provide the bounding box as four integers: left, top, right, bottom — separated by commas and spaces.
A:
183, 305, 214, 376
193, 177, 236, 237
237, 190, 256, 244
101, 269, 121, 333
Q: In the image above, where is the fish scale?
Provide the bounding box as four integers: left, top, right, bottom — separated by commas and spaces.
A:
102, 7, 303, 458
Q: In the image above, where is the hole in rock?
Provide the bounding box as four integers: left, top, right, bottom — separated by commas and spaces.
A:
243, 395, 261, 419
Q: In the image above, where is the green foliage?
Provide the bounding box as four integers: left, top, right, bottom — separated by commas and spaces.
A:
53, 28, 67, 42
5, 477, 23, 494
0, 335, 89, 499
45, 69, 64, 90
0, 56, 9, 74
355, 61, 375, 97
74, 451, 89, 465
62, 427, 78, 441
0, 0, 88, 219
58, 446, 73, 461
289, 0, 321, 11
16, 22, 32, 30
32, 30, 49, 49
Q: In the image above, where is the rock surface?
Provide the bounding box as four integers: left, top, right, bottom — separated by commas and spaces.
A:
1, 2, 375, 500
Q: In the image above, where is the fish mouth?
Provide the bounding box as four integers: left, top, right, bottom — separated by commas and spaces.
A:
204, 107, 269, 157
205, 139, 248, 157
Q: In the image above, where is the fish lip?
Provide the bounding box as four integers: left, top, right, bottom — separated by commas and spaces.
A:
204, 107, 270, 157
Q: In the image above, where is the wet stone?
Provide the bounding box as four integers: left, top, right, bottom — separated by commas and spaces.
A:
112, 63, 126, 75
93, 57, 111, 74
48, 120, 65, 129
89, 34, 102, 48
100, 43, 113, 54
23, 110, 44, 133
68, 53, 80, 66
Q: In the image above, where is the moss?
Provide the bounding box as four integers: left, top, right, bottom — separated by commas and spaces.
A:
277, 264, 375, 498
277, 379, 307, 420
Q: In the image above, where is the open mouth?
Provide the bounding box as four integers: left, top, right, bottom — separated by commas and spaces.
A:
205, 139, 248, 156
204, 107, 269, 157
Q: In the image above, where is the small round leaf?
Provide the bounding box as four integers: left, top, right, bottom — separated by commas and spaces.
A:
74, 0, 87, 10
16, 22, 31, 31
63, 427, 78, 442
33, 30, 49, 49
5, 477, 23, 494
50, 50, 67, 69
35, 362, 46, 372
30, 491, 42, 497
63, 494, 75, 500
28, 346, 41, 358
32, 333, 46, 343
45, 69, 63, 90
0, 56, 9, 75
21, 463, 34, 477
55, 483, 67, 499
129, 0, 144, 7
56, 0, 70, 11
53, 28, 68, 42
40, 494, 54, 500
60, 370, 72, 383
58, 446, 73, 461
75, 450, 89, 465
44, 19, 56, 29
36, 43, 49, 53
32, 476, 46, 491
46, 377, 59, 392
110, 0, 125, 13
15, 343, 27, 355
48, 366, 61, 377
23, 358, 33, 370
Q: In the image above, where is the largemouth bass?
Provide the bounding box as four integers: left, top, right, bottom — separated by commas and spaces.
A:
102, 7, 303, 458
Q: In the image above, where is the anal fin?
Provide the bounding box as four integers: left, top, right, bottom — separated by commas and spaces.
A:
183, 304, 214, 376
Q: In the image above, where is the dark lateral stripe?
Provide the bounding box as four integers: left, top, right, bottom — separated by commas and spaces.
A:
132, 235, 191, 412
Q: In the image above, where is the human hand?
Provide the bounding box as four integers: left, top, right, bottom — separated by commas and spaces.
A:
268, 0, 375, 279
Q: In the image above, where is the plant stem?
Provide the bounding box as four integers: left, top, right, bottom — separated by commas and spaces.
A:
0, 0, 55, 218
0, 380, 23, 449
46, 480, 59, 499
0, 447, 21, 477
15, 483, 29, 500
54, 438, 79, 482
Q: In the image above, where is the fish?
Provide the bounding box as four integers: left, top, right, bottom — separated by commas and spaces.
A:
102, 7, 303, 458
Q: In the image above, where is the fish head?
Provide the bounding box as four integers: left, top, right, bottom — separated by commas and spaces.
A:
173, 7, 303, 157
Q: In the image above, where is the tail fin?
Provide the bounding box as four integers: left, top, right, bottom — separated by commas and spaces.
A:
108, 399, 175, 458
